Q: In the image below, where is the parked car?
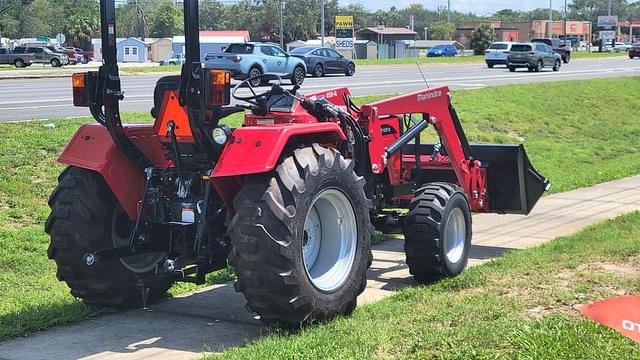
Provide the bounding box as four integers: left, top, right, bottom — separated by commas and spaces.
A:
65, 48, 85, 64
630, 43, 640, 59
45, 46, 79, 65
159, 53, 186, 66
13, 46, 69, 67
0, 48, 34, 68
73, 48, 92, 63
205, 42, 306, 87
532, 38, 571, 63
289, 47, 355, 77
507, 42, 562, 72
427, 44, 458, 57
485, 42, 513, 68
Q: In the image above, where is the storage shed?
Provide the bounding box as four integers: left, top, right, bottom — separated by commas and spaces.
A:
148, 38, 173, 62
117, 37, 147, 63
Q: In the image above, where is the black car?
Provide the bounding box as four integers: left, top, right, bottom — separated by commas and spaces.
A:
289, 47, 355, 77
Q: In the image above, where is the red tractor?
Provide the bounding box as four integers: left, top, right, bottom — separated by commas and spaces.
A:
46, 0, 548, 326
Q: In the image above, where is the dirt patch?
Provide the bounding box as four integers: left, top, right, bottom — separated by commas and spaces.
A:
494, 256, 640, 320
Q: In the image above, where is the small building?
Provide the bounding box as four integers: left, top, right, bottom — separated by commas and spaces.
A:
172, 30, 250, 61
117, 37, 147, 63
356, 27, 417, 44
148, 38, 173, 62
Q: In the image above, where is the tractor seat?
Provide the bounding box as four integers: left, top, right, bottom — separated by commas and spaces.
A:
151, 75, 181, 118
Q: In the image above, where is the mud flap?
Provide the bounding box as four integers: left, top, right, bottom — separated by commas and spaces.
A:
470, 144, 549, 215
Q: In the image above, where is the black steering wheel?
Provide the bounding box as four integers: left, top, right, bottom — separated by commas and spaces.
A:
232, 73, 283, 107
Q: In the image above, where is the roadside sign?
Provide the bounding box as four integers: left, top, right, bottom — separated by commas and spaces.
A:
56, 33, 66, 45
597, 16, 618, 28
599, 30, 616, 41
336, 15, 354, 50
36, 35, 49, 42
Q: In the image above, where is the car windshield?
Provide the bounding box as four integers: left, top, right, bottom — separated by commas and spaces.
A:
432, 45, 447, 50
290, 47, 313, 54
511, 44, 532, 52
489, 43, 509, 50
225, 44, 254, 54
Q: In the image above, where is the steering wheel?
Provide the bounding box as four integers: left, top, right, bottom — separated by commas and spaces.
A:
232, 73, 282, 107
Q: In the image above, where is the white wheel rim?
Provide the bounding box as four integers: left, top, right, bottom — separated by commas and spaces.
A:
303, 188, 357, 293
444, 207, 466, 264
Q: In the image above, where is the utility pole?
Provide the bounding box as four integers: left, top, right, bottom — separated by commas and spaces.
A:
447, 0, 451, 23
608, 0, 612, 16
280, 0, 284, 49
564, 0, 567, 45
548, 0, 553, 38
321, 0, 325, 47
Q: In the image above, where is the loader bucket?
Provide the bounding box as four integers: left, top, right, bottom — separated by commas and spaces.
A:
469, 144, 549, 215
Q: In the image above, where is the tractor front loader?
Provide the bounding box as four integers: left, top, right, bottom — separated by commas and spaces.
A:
46, 0, 548, 327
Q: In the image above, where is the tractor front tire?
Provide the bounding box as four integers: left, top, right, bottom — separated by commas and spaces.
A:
46, 167, 172, 308
229, 144, 373, 327
403, 183, 472, 283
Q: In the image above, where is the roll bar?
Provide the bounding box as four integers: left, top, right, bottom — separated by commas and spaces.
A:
93, 0, 210, 171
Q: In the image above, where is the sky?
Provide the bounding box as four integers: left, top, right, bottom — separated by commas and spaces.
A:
338, 0, 565, 16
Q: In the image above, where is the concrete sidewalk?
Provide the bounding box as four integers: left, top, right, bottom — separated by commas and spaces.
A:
1, 175, 639, 360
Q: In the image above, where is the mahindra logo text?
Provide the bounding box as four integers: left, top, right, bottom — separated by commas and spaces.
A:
417, 90, 442, 102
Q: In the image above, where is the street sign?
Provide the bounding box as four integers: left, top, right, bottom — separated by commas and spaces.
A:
36, 35, 49, 42
56, 33, 66, 45
597, 16, 618, 28
336, 15, 354, 50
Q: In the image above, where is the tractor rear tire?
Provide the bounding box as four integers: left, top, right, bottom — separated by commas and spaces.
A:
45, 167, 173, 308
229, 144, 373, 327
403, 183, 472, 283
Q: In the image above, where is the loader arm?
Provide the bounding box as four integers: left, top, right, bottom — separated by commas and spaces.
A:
360, 86, 548, 215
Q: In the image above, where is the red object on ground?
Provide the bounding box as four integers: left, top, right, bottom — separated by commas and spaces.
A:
578, 296, 640, 344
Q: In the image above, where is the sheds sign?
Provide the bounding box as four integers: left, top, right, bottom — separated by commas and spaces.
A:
335, 15, 354, 50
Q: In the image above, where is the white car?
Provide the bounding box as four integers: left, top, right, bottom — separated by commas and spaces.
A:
485, 42, 513, 68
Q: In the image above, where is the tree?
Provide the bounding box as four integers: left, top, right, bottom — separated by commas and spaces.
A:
200, 0, 224, 30
430, 21, 455, 40
148, 0, 181, 38
470, 24, 495, 55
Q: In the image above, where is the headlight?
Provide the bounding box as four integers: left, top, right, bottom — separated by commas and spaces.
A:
212, 125, 232, 145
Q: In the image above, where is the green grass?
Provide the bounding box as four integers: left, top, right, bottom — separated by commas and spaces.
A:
210, 211, 640, 359
0, 77, 639, 341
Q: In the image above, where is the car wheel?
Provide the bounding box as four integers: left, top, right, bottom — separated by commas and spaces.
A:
248, 67, 263, 87
345, 63, 355, 76
563, 53, 570, 64
535, 60, 542, 72
313, 64, 324, 77
553, 60, 561, 72
50, 58, 60, 67
14, 59, 25, 68
508, 66, 516, 72
291, 66, 306, 85
487, 63, 494, 68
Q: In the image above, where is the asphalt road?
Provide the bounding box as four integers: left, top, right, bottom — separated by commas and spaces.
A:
1, 57, 639, 122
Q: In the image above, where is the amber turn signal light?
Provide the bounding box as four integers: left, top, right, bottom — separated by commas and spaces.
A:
71, 73, 89, 107
205, 69, 231, 107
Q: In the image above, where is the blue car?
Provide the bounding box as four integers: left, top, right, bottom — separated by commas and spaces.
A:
427, 44, 458, 57
205, 43, 306, 87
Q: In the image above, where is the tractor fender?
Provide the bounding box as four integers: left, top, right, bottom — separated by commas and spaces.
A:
212, 123, 346, 178
211, 123, 346, 210
58, 123, 169, 219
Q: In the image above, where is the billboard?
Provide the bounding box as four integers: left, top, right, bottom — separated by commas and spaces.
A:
335, 15, 354, 50
597, 16, 618, 28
